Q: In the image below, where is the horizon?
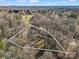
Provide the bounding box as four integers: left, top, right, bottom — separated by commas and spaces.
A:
0, 0, 79, 6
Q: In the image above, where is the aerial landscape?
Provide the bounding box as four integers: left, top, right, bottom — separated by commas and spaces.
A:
0, 0, 79, 59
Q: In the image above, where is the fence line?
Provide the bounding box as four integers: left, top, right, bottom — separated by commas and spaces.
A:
8, 24, 67, 54
30, 24, 66, 52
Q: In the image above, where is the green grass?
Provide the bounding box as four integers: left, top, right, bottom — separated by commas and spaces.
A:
0, 40, 4, 50
0, 39, 6, 51
16, 15, 21, 20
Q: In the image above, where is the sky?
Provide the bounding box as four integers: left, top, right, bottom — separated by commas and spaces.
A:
0, 0, 79, 6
